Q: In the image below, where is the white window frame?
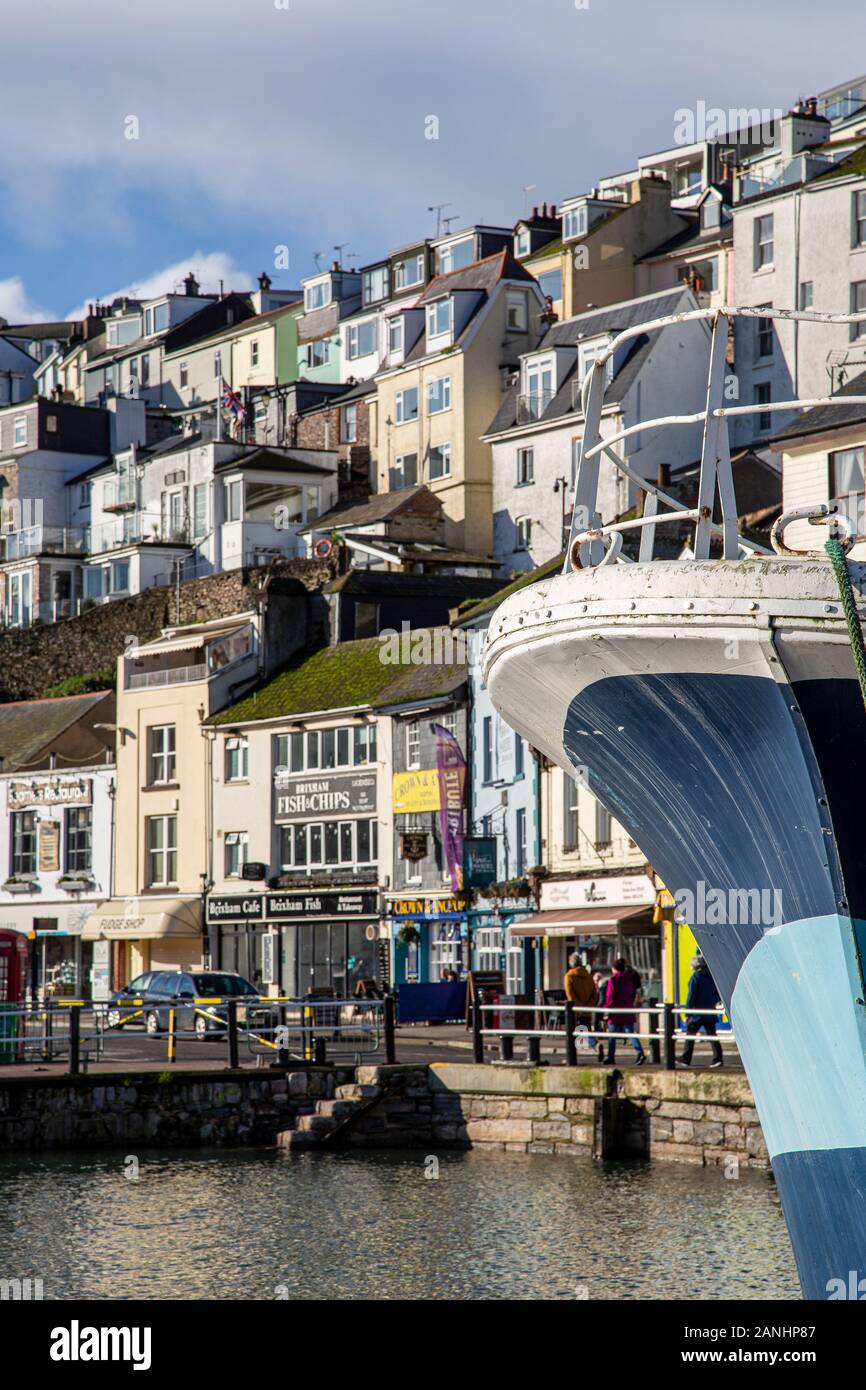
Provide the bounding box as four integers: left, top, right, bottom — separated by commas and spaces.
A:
342, 402, 358, 443
426, 298, 453, 339
391, 452, 418, 489
13, 416, 27, 449
506, 291, 528, 332
304, 280, 331, 312
388, 317, 404, 357
395, 387, 419, 425
754, 214, 774, 271
853, 190, 866, 248
516, 447, 534, 485
225, 736, 249, 782
514, 229, 530, 257
428, 441, 451, 481
515, 515, 532, 551
225, 832, 249, 878
149, 725, 177, 785
347, 319, 377, 360
562, 205, 587, 241
426, 376, 451, 414
224, 477, 242, 522
438, 237, 472, 274
147, 815, 177, 887
394, 254, 424, 290
406, 721, 421, 771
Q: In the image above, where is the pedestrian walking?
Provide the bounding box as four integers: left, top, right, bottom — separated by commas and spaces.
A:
564, 951, 597, 1053
677, 956, 723, 1068
603, 958, 646, 1065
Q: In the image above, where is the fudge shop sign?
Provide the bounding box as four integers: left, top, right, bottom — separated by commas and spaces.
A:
274, 772, 376, 820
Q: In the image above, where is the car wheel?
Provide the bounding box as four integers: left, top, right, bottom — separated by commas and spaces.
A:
194, 1014, 209, 1041
145, 1011, 160, 1036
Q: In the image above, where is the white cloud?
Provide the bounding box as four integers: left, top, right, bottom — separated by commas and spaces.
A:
0, 276, 54, 324
65, 252, 254, 319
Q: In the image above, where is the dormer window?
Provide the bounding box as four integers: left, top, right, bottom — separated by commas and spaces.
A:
514, 228, 531, 257
427, 298, 453, 339
304, 280, 331, 312
701, 198, 721, 231
523, 357, 554, 419
346, 319, 377, 360
438, 237, 473, 274
563, 205, 588, 241
394, 254, 425, 290
388, 317, 404, 357
362, 266, 390, 304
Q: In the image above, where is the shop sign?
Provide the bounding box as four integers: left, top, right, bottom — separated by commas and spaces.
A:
462, 836, 498, 888
265, 890, 378, 920
207, 895, 266, 923
392, 769, 440, 814
39, 822, 61, 874
275, 772, 376, 820
540, 875, 656, 911
8, 778, 92, 809
390, 894, 466, 919
399, 831, 428, 863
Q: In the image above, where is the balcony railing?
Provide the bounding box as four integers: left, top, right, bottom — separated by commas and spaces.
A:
102, 479, 137, 512
86, 515, 190, 555
737, 152, 839, 200
0, 526, 86, 561
126, 663, 207, 690
516, 390, 555, 423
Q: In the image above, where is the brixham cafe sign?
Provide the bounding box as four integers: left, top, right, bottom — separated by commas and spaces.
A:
274, 772, 376, 819
208, 890, 379, 923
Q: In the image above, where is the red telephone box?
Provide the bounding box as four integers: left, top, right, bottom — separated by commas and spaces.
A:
0, 930, 29, 1002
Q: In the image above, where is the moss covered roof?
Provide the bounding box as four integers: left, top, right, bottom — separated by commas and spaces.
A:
814, 142, 866, 182
209, 631, 466, 725
453, 551, 565, 627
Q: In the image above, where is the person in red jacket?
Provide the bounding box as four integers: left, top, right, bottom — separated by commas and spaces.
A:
603, 958, 647, 1066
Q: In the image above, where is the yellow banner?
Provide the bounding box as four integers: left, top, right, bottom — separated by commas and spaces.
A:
392, 769, 440, 814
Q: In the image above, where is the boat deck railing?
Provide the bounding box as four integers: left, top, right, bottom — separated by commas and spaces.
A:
569, 305, 866, 572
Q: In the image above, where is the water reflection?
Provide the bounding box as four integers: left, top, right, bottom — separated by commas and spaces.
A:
0, 1149, 799, 1300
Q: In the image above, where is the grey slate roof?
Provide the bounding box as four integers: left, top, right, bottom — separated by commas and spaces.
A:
0, 692, 110, 768
769, 369, 866, 444
300, 485, 432, 533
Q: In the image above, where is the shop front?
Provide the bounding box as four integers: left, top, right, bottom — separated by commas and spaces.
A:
208, 888, 382, 998
511, 873, 659, 992
0, 903, 95, 1001
388, 892, 468, 984
80, 898, 204, 991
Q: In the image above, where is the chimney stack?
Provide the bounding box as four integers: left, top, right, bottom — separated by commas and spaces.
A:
183, 271, 200, 297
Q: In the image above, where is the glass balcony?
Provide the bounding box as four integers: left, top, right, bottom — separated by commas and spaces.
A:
102, 478, 137, 512
737, 152, 839, 201
0, 526, 86, 561
516, 390, 555, 423
86, 514, 188, 554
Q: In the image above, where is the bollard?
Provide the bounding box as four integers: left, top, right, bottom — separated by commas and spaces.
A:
167, 1007, 177, 1064
43, 1006, 53, 1063
69, 1006, 81, 1076
500, 1033, 514, 1062
663, 1003, 676, 1071
384, 993, 396, 1064
564, 1000, 578, 1068
314, 1036, 327, 1064
302, 1003, 313, 1062
227, 999, 239, 1069
527, 1034, 541, 1065
472, 994, 483, 1064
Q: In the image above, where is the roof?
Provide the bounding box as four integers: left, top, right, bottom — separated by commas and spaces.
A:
418, 248, 536, 305
323, 570, 502, 600
208, 633, 466, 725
162, 298, 303, 356
300, 485, 436, 533
769, 369, 866, 444
638, 214, 732, 261
485, 288, 696, 437
0, 691, 111, 768
213, 446, 334, 476
454, 551, 565, 627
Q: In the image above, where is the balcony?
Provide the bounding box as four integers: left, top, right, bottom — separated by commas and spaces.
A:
516, 390, 555, 424
0, 526, 86, 562
127, 663, 207, 690
737, 151, 840, 201
102, 478, 137, 513
86, 515, 190, 555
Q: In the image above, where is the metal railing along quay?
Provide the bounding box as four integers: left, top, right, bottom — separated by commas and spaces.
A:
0, 995, 397, 1073
470, 999, 737, 1070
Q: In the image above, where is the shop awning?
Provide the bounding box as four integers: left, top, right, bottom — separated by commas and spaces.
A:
509, 905, 655, 938
81, 898, 203, 941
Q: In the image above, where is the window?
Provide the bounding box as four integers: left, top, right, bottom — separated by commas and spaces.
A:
799, 281, 813, 310
388, 317, 404, 357
538, 267, 563, 302
426, 376, 451, 414
428, 442, 451, 480
514, 229, 530, 257
851, 281, 866, 341
11, 811, 37, 876
830, 446, 865, 499
395, 387, 418, 424
517, 447, 534, 485
362, 265, 390, 303
78, 482, 92, 508
515, 516, 532, 551
304, 280, 331, 311
250, 340, 259, 368
65, 807, 92, 874
341, 403, 357, 443
110, 559, 130, 593
506, 291, 528, 332
274, 724, 376, 776
7, 572, 32, 627
390, 452, 418, 489
525, 358, 553, 418
179, 361, 189, 389
595, 802, 612, 850
394, 254, 424, 290
701, 198, 721, 231
224, 478, 242, 522
149, 725, 177, 785
563, 205, 587, 241
193, 482, 209, 539
564, 776, 579, 850
307, 340, 330, 368
225, 832, 248, 878
147, 815, 177, 886
756, 309, 774, 360
754, 382, 772, 432
438, 237, 472, 274
279, 818, 377, 871
83, 568, 106, 602
406, 721, 421, 770
482, 717, 493, 784
140, 354, 150, 387
514, 732, 525, 778
13, 417, 27, 449
225, 736, 249, 781
347, 320, 376, 359
515, 808, 527, 877
426, 298, 452, 338
853, 190, 866, 248
754, 214, 774, 270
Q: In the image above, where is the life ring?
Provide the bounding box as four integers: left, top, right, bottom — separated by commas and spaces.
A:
313, 538, 333, 560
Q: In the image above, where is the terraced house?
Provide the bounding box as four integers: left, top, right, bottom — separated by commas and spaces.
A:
375, 250, 547, 553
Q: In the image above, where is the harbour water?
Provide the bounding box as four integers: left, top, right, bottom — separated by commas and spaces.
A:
0, 1149, 799, 1300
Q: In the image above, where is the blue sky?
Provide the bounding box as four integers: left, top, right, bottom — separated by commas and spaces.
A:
0, 0, 862, 320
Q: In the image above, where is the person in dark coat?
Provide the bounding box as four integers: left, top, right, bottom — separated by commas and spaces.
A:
677, 956, 723, 1068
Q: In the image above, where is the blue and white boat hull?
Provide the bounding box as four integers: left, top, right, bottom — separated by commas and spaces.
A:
482, 557, 866, 1299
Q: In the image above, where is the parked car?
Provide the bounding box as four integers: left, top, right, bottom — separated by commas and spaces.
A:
106, 971, 259, 1039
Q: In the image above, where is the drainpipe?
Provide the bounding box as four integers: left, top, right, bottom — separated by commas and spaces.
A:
792, 189, 802, 397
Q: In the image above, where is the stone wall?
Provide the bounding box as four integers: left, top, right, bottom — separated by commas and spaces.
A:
0, 558, 333, 700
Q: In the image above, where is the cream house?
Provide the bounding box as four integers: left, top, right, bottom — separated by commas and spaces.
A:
770, 376, 866, 555
374, 251, 546, 553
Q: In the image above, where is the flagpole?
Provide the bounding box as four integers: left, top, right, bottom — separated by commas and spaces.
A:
216, 376, 222, 443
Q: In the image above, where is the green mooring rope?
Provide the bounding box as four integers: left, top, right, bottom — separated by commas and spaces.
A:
825, 535, 866, 710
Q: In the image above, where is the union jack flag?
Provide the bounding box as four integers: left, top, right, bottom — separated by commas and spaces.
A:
221, 379, 246, 421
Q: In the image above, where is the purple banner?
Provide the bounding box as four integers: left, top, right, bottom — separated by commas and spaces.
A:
433, 722, 466, 892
